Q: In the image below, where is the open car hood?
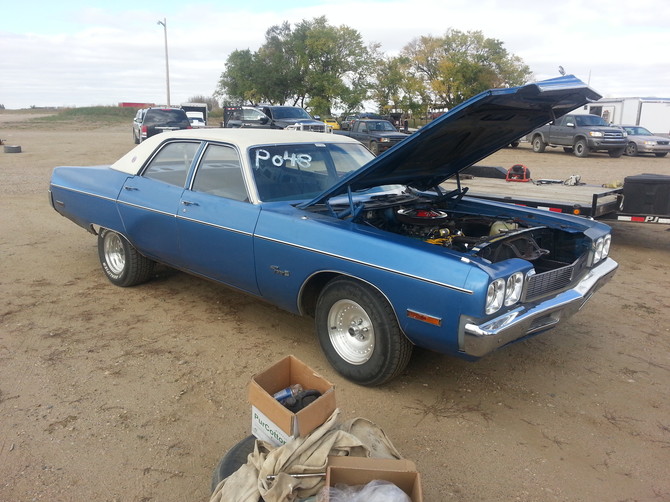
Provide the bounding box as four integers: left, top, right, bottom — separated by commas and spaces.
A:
302, 75, 601, 207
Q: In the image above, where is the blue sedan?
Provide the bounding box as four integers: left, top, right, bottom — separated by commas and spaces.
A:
49, 76, 617, 385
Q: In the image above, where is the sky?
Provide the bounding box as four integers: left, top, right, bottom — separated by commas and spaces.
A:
1, 0, 669, 110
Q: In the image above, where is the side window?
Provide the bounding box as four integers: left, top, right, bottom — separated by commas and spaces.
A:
192, 144, 248, 202
143, 141, 200, 187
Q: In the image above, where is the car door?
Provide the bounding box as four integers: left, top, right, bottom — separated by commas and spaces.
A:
551, 115, 571, 145
117, 140, 201, 265
177, 143, 261, 294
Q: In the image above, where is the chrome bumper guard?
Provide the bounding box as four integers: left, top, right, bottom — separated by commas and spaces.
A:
462, 257, 618, 357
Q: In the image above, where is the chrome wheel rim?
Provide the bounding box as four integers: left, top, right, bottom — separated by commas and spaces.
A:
327, 299, 375, 365
103, 232, 126, 275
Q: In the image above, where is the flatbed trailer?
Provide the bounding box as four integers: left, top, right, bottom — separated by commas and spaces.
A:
442, 168, 670, 225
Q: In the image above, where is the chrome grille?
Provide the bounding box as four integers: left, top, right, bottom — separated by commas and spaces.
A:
603, 131, 624, 139
525, 255, 588, 301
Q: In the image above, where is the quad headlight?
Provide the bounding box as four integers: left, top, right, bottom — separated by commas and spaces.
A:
485, 278, 505, 314
504, 272, 524, 306
593, 234, 612, 264
486, 271, 525, 315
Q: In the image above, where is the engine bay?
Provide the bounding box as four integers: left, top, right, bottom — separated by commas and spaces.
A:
342, 192, 588, 271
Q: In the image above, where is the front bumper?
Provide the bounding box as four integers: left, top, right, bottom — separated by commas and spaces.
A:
461, 257, 618, 357
586, 139, 627, 150
638, 143, 670, 154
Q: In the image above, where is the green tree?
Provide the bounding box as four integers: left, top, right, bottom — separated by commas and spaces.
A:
215, 17, 377, 116
401, 29, 532, 110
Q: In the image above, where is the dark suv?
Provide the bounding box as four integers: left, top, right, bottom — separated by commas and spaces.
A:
133, 107, 191, 143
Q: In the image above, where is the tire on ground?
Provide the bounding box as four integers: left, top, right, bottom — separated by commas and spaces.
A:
315, 277, 413, 386
97, 228, 155, 287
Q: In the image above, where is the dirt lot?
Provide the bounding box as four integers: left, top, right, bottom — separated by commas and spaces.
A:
1, 113, 669, 502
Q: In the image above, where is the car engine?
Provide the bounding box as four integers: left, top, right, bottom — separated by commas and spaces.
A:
349, 193, 587, 273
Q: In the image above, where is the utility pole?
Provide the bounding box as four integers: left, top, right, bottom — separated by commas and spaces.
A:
157, 18, 171, 106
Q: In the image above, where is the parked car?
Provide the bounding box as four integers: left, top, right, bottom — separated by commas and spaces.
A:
186, 111, 207, 128
340, 115, 357, 131
257, 105, 327, 132
323, 118, 340, 130
340, 113, 383, 131
133, 107, 191, 144
335, 119, 408, 154
49, 75, 617, 386
620, 125, 670, 157
132, 108, 147, 143
528, 113, 627, 157
222, 106, 271, 129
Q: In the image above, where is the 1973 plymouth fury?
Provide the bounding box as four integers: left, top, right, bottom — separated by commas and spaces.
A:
49, 75, 618, 385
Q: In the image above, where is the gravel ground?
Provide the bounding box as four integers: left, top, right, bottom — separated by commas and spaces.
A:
1, 115, 669, 502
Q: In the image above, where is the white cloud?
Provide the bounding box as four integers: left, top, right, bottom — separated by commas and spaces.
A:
1, 0, 668, 108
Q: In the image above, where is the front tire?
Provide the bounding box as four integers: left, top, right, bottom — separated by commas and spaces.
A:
574, 139, 590, 157
655, 152, 667, 157
315, 278, 412, 386
531, 136, 546, 153
98, 229, 155, 287
370, 142, 379, 155
609, 148, 624, 158
625, 142, 638, 156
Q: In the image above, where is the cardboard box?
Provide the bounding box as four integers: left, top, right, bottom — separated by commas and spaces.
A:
323, 456, 423, 502
248, 355, 336, 447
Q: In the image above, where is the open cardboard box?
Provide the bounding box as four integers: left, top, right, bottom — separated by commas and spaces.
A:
323, 456, 423, 501
248, 355, 336, 447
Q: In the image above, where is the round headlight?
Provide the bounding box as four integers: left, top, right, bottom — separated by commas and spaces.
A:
486, 278, 505, 314
504, 272, 524, 306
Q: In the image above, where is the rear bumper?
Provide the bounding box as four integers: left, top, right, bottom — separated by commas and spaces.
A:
461, 258, 618, 357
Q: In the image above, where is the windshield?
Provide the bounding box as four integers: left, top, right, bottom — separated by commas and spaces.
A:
144, 109, 188, 125
574, 115, 609, 127
623, 126, 652, 136
271, 107, 312, 120
249, 142, 374, 201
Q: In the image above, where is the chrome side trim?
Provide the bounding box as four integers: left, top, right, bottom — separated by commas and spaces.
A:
176, 215, 253, 236
258, 234, 473, 294
49, 184, 116, 203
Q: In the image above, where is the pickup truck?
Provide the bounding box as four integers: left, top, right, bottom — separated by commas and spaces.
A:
335, 119, 408, 154
528, 113, 627, 158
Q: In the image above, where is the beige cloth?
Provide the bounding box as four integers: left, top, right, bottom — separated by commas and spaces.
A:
210, 409, 401, 502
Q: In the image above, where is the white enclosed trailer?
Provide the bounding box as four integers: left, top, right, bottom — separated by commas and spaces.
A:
573, 97, 670, 135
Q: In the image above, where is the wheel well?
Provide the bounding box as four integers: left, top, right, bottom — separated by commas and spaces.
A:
299, 272, 341, 317
574, 135, 587, 144
298, 272, 399, 325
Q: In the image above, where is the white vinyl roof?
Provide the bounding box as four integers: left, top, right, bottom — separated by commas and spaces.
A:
110, 128, 360, 175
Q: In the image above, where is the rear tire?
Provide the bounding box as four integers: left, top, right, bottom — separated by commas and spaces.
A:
315, 277, 412, 386
531, 136, 546, 153
98, 229, 155, 287
563, 147, 574, 154
574, 139, 590, 157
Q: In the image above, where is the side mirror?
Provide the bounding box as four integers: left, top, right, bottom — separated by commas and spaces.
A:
259, 116, 269, 125
566, 122, 575, 127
